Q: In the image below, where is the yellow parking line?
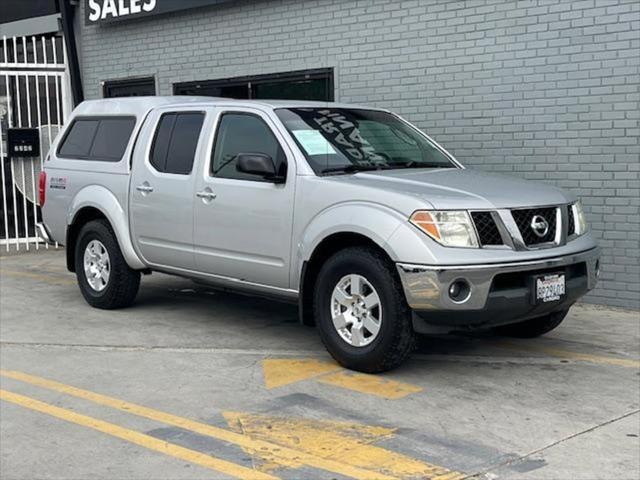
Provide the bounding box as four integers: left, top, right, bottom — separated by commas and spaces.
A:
318, 371, 423, 399
0, 389, 278, 480
498, 341, 640, 369
0, 269, 76, 286
0, 370, 401, 480
262, 358, 341, 389
261, 359, 424, 399
224, 411, 464, 480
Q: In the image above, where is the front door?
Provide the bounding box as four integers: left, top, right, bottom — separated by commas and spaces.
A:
193, 108, 295, 289
129, 107, 207, 270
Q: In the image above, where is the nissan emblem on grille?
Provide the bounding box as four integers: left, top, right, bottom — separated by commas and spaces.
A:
530, 215, 550, 238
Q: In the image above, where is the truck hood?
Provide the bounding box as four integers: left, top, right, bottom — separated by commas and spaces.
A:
337, 168, 574, 210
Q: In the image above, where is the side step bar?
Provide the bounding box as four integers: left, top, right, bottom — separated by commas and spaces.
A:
36, 222, 55, 245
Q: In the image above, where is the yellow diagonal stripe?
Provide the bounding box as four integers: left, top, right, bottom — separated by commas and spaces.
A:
262, 358, 340, 389
260, 358, 423, 399
224, 412, 464, 480
318, 371, 423, 399
0, 370, 400, 480
0, 389, 278, 480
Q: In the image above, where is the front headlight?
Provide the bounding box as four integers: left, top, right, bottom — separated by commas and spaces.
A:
410, 210, 479, 248
572, 201, 588, 236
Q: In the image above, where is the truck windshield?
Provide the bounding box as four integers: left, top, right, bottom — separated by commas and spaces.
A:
275, 108, 456, 175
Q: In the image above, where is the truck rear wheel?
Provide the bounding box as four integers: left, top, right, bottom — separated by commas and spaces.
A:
313, 246, 415, 373
493, 309, 569, 338
74, 219, 140, 309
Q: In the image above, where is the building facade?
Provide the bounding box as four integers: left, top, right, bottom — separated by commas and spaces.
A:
70, 0, 640, 308
1, 1, 72, 251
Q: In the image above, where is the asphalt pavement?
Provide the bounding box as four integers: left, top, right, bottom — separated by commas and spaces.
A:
0, 248, 638, 480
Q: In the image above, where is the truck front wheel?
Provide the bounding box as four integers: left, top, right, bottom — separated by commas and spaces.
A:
313, 247, 415, 373
74, 219, 140, 309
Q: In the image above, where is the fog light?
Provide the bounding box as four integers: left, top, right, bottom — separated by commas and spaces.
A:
595, 260, 601, 278
448, 279, 471, 303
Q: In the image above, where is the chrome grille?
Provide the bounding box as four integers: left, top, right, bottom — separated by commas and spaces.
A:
511, 207, 557, 246
471, 211, 504, 246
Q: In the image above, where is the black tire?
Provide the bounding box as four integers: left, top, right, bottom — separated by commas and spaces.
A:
493, 309, 569, 338
313, 246, 415, 373
74, 219, 140, 309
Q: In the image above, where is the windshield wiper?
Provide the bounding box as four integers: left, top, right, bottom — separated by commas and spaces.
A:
321, 161, 453, 175
320, 164, 388, 175
386, 160, 453, 169
386, 160, 417, 168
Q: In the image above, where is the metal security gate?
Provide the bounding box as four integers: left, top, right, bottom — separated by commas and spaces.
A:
1, 34, 71, 251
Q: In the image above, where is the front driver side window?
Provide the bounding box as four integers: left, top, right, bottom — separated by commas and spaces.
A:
211, 113, 286, 181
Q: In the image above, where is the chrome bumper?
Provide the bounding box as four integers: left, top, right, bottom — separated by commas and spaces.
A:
396, 247, 600, 311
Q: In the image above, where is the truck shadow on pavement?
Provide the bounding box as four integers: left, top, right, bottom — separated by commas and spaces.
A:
130, 274, 519, 365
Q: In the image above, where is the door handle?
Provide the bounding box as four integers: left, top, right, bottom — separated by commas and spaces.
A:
136, 184, 154, 193
196, 190, 217, 200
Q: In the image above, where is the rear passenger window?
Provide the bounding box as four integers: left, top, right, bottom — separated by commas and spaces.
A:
58, 117, 135, 161
150, 114, 175, 172
150, 112, 204, 175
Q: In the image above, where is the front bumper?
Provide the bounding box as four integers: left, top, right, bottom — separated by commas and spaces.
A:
397, 247, 600, 330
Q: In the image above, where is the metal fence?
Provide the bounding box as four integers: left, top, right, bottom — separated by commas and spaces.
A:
1, 34, 71, 251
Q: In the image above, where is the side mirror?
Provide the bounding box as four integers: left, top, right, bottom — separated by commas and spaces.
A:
236, 153, 284, 183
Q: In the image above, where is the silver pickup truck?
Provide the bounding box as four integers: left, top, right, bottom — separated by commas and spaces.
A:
39, 97, 600, 372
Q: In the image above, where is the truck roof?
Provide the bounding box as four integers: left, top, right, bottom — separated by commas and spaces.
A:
72, 96, 387, 117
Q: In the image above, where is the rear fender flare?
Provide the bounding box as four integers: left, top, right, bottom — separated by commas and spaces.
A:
68, 185, 145, 270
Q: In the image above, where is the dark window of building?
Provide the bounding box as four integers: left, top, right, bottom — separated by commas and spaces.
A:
103, 77, 156, 98
174, 68, 333, 101
58, 116, 136, 161
150, 112, 204, 175
212, 113, 286, 182
3, 0, 58, 24
181, 83, 251, 99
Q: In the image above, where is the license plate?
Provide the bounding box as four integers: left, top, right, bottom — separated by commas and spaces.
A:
533, 273, 566, 304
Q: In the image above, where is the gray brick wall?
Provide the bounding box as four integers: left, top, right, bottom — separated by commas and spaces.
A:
77, 0, 640, 309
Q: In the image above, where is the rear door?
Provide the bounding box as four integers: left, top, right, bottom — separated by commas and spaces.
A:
129, 107, 209, 270
192, 107, 296, 288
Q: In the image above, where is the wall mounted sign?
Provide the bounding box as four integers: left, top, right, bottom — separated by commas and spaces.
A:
85, 0, 233, 25
7, 128, 40, 158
